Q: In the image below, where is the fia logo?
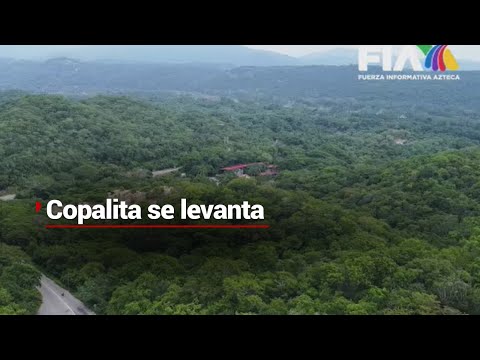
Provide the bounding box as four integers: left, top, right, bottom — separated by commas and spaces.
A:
359, 45, 459, 72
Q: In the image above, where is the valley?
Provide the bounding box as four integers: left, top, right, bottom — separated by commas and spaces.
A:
1, 63, 480, 315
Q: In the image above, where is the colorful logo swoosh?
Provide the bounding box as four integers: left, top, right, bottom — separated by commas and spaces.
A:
417, 45, 459, 72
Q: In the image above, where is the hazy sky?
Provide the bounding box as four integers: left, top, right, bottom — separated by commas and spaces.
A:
246, 45, 355, 57
2, 45, 480, 62
246, 45, 480, 60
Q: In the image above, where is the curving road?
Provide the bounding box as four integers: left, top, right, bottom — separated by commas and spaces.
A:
37, 275, 95, 315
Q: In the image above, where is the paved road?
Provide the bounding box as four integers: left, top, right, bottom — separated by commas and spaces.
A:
37, 275, 95, 315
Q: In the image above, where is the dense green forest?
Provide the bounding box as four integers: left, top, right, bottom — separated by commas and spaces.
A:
2, 67, 480, 315
0, 243, 41, 314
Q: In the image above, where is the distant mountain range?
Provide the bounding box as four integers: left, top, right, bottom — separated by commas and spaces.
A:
0, 58, 479, 103
0, 45, 298, 67
0, 45, 479, 69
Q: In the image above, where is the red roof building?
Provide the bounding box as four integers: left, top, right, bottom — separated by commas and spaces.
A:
221, 163, 265, 172
221, 163, 279, 177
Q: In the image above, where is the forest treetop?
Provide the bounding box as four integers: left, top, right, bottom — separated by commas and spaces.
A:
2, 63, 480, 315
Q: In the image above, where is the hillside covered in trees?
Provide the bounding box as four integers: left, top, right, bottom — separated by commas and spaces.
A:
1, 66, 480, 315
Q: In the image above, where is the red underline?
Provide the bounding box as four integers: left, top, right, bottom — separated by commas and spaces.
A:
45, 224, 270, 229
